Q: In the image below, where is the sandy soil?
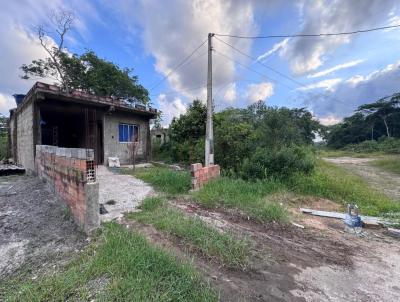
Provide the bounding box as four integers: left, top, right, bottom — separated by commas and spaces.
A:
323, 157, 400, 200
0, 175, 86, 280
122, 197, 400, 302
97, 165, 155, 221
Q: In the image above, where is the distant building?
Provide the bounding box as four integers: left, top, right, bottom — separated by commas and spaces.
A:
9, 82, 157, 172
151, 127, 169, 145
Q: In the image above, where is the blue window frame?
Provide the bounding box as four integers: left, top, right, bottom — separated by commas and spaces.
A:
119, 123, 139, 142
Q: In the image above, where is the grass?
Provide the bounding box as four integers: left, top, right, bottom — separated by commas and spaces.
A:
290, 160, 400, 216
193, 178, 288, 223
371, 156, 400, 175
122, 161, 399, 221
127, 197, 250, 269
194, 161, 400, 218
1, 223, 216, 302
122, 167, 191, 195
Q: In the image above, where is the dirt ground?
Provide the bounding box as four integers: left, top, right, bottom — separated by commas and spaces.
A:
323, 157, 400, 200
123, 198, 400, 302
0, 175, 86, 280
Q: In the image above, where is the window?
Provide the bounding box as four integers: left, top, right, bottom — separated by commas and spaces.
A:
119, 123, 139, 142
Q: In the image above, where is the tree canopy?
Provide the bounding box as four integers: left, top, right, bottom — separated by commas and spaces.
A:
326, 93, 400, 148
20, 9, 149, 104
157, 100, 321, 178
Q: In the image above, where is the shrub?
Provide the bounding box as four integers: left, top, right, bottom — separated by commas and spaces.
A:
240, 146, 315, 180
342, 137, 400, 154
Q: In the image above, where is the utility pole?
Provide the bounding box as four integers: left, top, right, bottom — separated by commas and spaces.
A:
205, 33, 214, 166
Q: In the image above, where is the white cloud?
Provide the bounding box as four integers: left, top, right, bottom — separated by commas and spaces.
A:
308, 59, 364, 78
0, 93, 15, 116
157, 94, 187, 126
223, 83, 237, 103
299, 78, 342, 92
139, 0, 257, 98
246, 82, 274, 103
0, 1, 101, 116
105, 0, 267, 101
282, 0, 398, 75
305, 60, 400, 118
257, 38, 289, 62
318, 114, 342, 126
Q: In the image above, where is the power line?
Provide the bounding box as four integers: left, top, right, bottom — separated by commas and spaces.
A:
149, 38, 208, 91
214, 24, 400, 39
214, 36, 349, 106
214, 49, 296, 91
215, 36, 316, 88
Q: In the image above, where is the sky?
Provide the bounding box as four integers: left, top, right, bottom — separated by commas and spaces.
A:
1, 0, 400, 127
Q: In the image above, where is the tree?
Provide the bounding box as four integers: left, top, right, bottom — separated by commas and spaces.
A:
357, 94, 400, 138
21, 10, 75, 92
20, 9, 149, 104
163, 99, 320, 173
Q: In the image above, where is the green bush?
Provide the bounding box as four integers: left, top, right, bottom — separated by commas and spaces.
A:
240, 146, 315, 180
342, 137, 400, 154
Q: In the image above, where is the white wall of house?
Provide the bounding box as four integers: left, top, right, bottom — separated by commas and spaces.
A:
103, 111, 150, 165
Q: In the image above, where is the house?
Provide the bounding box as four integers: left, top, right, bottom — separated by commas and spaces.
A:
9, 82, 157, 173
151, 127, 169, 145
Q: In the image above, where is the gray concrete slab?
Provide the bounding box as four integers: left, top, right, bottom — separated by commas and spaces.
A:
97, 165, 154, 222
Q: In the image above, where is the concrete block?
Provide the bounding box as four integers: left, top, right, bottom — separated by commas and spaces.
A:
71, 148, 89, 160
86, 149, 94, 160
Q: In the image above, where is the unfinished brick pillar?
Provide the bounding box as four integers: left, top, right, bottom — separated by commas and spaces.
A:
190, 163, 220, 191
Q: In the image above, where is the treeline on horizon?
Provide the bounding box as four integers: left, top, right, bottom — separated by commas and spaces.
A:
326, 93, 400, 150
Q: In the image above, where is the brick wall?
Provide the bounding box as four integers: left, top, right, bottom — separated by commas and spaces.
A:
35, 145, 99, 232
190, 163, 220, 191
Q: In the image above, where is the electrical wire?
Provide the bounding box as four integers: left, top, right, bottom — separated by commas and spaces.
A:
214, 24, 400, 39
214, 49, 296, 91
214, 36, 349, 106
149, 38, 208, 91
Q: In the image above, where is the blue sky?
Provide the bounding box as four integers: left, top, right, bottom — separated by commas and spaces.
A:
1, 0, 400, 126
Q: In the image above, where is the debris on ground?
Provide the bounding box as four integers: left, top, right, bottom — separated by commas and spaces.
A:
0, 164, 25, 176
107, 157, 120, 168
300, 208, 390, 226
387, 228, 400, 238
291, 222, 305, 229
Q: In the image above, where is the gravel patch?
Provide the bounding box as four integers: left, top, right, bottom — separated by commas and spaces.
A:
97, 166, 155, 221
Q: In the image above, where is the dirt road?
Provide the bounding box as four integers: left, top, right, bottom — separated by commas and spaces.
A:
323, 157, 400, 200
